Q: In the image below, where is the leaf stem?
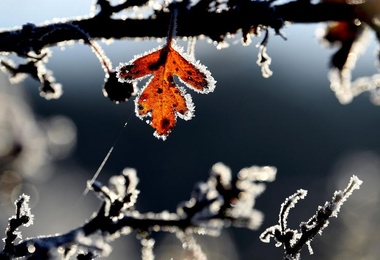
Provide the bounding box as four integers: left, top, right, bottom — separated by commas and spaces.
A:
166, 6, 178, 47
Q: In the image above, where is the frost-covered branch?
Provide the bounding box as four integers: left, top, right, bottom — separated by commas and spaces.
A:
0, 2, 356, 54
260, 175, 363, 260
0, 163, 276, 259
0, 55, 63, 100
1, 0, 380, 104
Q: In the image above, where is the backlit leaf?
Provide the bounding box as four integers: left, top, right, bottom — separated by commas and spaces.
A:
117, 41, 216, 140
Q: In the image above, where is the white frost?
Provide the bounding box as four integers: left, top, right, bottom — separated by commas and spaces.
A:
171, 40, 216, 94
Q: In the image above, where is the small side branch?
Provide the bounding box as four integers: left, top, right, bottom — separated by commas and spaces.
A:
260, 175, 363, 260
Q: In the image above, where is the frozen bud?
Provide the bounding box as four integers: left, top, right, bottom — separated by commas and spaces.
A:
103, 72, 136, 103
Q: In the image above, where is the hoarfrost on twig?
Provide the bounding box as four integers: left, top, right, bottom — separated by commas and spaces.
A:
260, 175, 362, 260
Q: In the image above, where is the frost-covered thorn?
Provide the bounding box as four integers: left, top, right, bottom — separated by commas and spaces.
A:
3, 194, 34, 255
14, 194, 33, 227
279, 189, 307, 232
122, 168, 139, 193
328, 174, 362, 217
210, 162, 232, 188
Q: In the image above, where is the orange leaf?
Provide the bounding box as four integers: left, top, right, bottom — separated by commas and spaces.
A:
117, 41, 216, 140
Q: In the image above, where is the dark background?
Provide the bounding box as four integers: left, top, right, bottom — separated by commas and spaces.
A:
1, 1, 380, 259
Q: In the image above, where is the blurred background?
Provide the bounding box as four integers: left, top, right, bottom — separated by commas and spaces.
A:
1, 0, 380, 259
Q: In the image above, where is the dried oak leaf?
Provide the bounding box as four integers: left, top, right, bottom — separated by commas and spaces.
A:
117, 41, 216, 140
